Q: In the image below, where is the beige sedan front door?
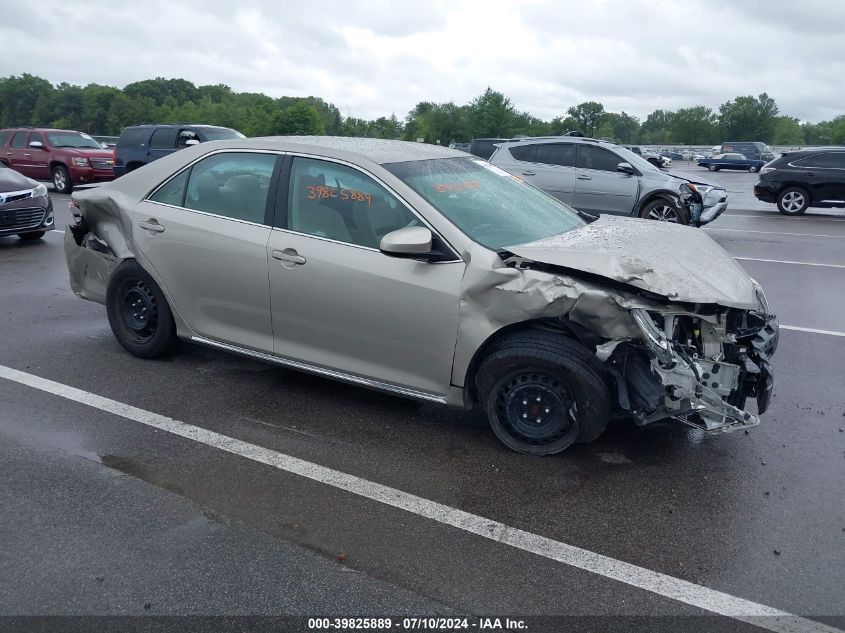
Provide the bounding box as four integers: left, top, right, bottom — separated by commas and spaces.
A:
267, 156, 465, 397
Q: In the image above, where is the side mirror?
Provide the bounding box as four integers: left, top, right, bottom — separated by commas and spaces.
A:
184, 139, 200, 147
380, 226, 432, 257
617, 162, 634, 175
28, 141, 44, 150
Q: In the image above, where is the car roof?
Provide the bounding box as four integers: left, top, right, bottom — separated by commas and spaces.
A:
498, 136, 614, 148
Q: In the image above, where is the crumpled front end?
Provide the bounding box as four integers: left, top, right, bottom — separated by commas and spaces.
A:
609, 304, 778, 434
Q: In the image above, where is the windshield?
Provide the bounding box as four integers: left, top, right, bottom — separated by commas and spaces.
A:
384, 157, 584, 250
614, 146, 661, 173
200, 127, 245, 141
46, 132, 103, 149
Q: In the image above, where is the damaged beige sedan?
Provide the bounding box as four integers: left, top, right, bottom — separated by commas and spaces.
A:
65, 137, 779, 455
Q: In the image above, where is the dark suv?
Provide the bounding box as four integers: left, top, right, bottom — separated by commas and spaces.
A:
753, 149, 845, 215
114, 124, 244, 176
0, 127, 115, 193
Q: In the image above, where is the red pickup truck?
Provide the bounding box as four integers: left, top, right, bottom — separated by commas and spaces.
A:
0, 127, 115, 193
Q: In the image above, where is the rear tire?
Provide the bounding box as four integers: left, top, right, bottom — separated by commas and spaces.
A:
748, 165, 759, 173
106, 260, 178, 358
18, 231, 45, 240
708, 165, 718, 171
777, 187, 809, 215
476, 330, 612, 455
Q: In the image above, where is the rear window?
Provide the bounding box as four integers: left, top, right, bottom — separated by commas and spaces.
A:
0, 130, 9, 146
509, 143, 576, 167
471, 140, 502, 160
117, 127, 151, 147
197, 127, 245, 141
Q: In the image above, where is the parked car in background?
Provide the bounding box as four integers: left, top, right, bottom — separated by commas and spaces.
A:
0, 162, 54, 240
661, 150, 684, 161
64, 136, 776, 454
448, 142, 471, 152
0, 127, 116, 193
698, 153, 767, 172
113, 124, 245, 177
754, 148, 845, 215
621, 145, 669, 168
491, 137, 727, 225
721, 141, 775, 162
92, 135, 119, 149
468, 138, 509, 160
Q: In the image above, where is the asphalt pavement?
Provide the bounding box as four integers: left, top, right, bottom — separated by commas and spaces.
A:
0, 173, 843, 633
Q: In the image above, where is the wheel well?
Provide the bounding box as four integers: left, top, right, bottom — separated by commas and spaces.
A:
635, 191, 677, 215
463, 318, 601, 407
777, 182, 813, 202
49, 160, 67, 172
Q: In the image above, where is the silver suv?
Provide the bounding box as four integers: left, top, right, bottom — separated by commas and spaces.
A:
490, 137, 727, 225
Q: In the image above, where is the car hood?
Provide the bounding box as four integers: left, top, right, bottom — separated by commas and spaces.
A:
506, 215, 758, 309
0, 167, 36, 193
660, 170, 720, 189
61, 147, 113, 158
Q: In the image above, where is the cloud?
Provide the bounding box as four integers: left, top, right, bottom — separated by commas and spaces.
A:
0, 0, 842, 122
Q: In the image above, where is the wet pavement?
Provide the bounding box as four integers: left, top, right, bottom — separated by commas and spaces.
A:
0, 179, 843, 631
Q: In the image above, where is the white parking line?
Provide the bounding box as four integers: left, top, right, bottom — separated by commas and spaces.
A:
721, 213, 845, 222
706, 227, 845, 239
734, 257, 845, 269
0, 364, 839, 633
781, 325, 845, 338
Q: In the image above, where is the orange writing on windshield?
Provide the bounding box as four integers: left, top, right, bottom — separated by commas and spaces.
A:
431, 181, 480, 193
306, 185, 372, 206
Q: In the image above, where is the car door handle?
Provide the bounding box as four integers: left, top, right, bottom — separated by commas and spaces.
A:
272, 249, 306, 265
521, 171, 536, 176
577, 175, 592, 180
138, 219, 165, 233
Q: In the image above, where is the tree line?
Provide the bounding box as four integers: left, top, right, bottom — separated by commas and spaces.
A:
2, 74, 844, 146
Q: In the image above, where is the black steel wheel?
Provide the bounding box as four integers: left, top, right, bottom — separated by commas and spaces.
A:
106, 260, 177, 358
476, 330, 612, 455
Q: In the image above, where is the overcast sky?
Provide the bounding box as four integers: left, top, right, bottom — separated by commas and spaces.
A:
1, 0, 843, 123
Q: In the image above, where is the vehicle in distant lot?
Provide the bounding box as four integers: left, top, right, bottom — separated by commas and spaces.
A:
661, 150, 684, 161
620, 145, 666, 167
468, 138, 509, 160
721, 141, 775, 162
113, 124, 245, 177
0, 162, 53, 240
754, 148, 845, 215
448, 142, 470, 152
698, 153, 767, 172
64, 136, 776, 455
92, 135, 119, 149
0, 127, 116, 193
491, 136, 727, 225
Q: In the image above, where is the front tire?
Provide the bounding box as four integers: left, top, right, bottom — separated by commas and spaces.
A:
476, 330, 612, 455
639, 198, 690, 225
748, 165, 759, 173
777, 187, 809, 215
18, 231, 45, 240
106, 260, 177, 358
52, 165, 72, 193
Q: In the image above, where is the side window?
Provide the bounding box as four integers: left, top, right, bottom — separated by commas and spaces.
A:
578, 146, 624, 172
287, 157, 420, 249
177, 129, 199, 148
28, 132, 45, 147
508, 145, 536, 162
802, 153, 845, 168
183, 152, 277, 223
149, 128, 178, 149
11, 131, 27, 148
534, 143, 575, 167
149, 169, 190, 207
